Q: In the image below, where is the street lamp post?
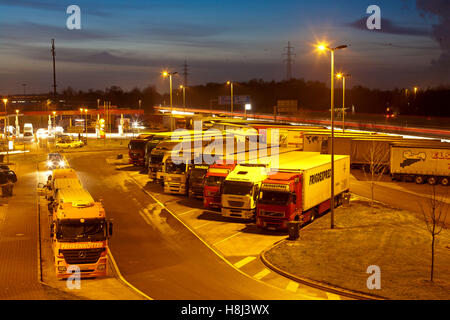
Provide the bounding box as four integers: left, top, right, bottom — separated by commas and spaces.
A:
84, 108, 88, 139
162, 71, 178, 131
336, 73, 350, 133
226, 81, 234, 115
317, 43, 348, 229
3, 99, 9, 164
179, 85, 186, 112
15, 110, 19, 136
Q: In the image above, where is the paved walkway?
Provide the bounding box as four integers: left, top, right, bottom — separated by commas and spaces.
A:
0, 158, 76, 299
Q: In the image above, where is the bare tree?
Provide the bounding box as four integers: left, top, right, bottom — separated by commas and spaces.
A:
362, 139, 389, 208
419, 184, 448, 282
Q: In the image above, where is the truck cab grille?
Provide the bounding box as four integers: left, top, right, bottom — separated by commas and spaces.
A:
60, 248, 104, 264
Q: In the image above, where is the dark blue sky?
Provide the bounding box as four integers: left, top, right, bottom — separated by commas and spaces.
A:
0, 0, 448, 94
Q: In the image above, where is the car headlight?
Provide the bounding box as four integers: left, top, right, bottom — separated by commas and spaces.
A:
59, 161, 65, 167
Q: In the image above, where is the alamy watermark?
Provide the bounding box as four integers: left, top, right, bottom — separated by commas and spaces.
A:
66, 265, 81, 290
366, 5, 381, 30
366, 265, 381, 290
66, 5, 81, 30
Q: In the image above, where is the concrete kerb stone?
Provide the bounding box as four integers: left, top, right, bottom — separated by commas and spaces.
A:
259, 237, 388, 301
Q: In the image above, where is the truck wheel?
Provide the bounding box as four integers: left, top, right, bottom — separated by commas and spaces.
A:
427, 176, 437, 185
415, 176, 425, 184
440, 178, 449, 186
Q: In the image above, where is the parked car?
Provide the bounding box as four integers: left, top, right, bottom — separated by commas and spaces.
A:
55, 136, 84, 148
23, 131, 35, 142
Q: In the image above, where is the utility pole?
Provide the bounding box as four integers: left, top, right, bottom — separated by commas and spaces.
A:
182, 60, 189, 88
283, 41, 295, 80
51, 39, 57, 98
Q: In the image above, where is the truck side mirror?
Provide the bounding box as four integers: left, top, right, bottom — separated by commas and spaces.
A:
50, 223, 54, 238
292, 193, 297, 204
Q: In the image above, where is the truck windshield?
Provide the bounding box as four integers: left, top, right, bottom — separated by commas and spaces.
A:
129, 140, 146, 150
166, 161, 186, 174
57, 219, 106, 242
205, 175, 225, 186
259, 191, 291, 205
190, 168, 208, 180
150, 154, 164, 164
222, 181, 253, 196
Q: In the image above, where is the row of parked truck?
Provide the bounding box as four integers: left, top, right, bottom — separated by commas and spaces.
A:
128, 128, 351, 231
38, 165, 112, 279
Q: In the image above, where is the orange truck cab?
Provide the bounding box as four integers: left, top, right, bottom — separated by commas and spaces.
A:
203, 162, 236, 209
50, 187, 113, 279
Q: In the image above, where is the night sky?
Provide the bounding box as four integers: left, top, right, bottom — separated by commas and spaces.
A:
0, 0, 448, 94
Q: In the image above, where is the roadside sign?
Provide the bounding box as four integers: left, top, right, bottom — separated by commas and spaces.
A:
218, 95, 250, 105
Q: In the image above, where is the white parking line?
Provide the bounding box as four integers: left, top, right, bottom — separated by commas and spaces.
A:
194, 221, 214, 229
253, 268, 271, 280
233, 256, 256, 269
213, 231, 241, 246
285, 281, 299, 293
178, 208, 201, 216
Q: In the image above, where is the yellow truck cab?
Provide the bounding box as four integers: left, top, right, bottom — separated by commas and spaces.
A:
50, 187, 112, 279
221, 164, 269, 220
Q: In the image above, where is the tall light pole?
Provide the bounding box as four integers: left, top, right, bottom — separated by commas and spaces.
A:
162, 70, 178, 131
226, 81, 234, 114
84, 108, 88, 139
179, 85, 186, 111
336, 73, 350, 133
52, 111, 56, 132
15, 109, 19, 136
3, 99, 9, 164
317, 43, 348, 229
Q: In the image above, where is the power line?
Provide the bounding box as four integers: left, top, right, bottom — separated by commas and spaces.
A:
282, 41, 295, 80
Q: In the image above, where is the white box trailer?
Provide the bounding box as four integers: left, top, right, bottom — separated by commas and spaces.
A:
390, 145, 450, 185
288, 154, 350, 211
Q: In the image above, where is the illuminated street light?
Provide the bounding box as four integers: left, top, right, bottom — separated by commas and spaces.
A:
316, 42, 348, 229
226, 81, 234, 114
336, 73, 350, 133
162, 70, 178, 130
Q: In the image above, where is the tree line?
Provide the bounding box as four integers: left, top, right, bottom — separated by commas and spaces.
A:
55, 79, 450, 117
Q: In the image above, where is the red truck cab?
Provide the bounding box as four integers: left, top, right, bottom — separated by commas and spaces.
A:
203, 162, 236, 210
256, 172, 304, 231
128, 136, 152, 166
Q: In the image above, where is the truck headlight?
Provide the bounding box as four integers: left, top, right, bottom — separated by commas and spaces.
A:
59, 161, 65, 167
97, 264, 106, 271
47, 161, 53, 167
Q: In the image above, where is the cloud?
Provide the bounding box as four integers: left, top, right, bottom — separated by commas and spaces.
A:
0, 22, 115, 42
347, 17, 430, 36
0, 0, 110, 16
416, 0, 450, 75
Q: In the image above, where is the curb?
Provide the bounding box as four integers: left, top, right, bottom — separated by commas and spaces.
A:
260, 239, 388, 300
